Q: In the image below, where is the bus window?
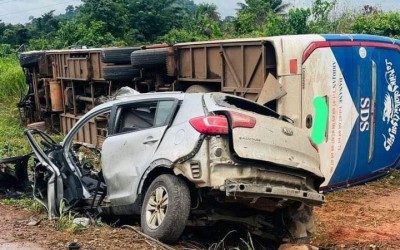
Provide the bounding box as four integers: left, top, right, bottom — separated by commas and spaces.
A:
368, 60, 377, 162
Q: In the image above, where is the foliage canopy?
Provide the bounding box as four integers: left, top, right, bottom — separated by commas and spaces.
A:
0, 0, 398, 51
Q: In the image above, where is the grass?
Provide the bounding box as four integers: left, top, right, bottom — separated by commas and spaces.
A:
1, 197, 92, 233
55, 199, 79, 232
0, 55, 26, 100
1, 197, 45, 213
0, 57, 44, 222
0, 56, 85, 233
0, 97, 30, 157
0, 56, 29, 158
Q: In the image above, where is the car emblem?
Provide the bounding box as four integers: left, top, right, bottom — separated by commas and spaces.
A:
282, 127, 293, 136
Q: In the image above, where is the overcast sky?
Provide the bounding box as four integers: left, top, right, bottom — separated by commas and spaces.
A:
0, 0, 398, 24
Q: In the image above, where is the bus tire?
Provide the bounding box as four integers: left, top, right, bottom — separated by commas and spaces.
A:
185, 84, 213, 93
101, 47, 140, 64
131, 48, 168, 69
103, 65, 140, 81
19, 52, 45, 68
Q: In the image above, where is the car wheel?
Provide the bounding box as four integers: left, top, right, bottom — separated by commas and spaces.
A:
185, 84, 213, 93
141, 174, 190, 243
101, 47, 140, 64
131, 48, 168, 69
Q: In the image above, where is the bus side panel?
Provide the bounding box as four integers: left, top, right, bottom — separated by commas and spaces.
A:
302, 46, 359, 187
321, 46, 360, 187
329, 46, 375, 186
327, 45, 400, 189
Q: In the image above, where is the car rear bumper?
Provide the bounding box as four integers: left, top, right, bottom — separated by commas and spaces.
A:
224, 180, 325, 206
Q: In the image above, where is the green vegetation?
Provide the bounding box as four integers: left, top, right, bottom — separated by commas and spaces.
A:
352, 11, 400, 38
0, 56, 25, 100
0, 56, 29, 158
1, 197, 44, 213
2, 197, 40, 210
0, 100, 30, 158
0, 0, 398, 51
55, 199, 80, 232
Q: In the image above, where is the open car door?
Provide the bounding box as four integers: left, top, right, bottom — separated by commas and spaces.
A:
26, 129, 84, 218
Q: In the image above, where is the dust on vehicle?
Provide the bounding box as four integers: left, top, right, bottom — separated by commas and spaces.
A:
26, 92, 324, 245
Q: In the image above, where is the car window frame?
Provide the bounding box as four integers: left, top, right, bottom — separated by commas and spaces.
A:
60, 106, 112, 179
108, 98, 180, 137
63, 106, 112, 151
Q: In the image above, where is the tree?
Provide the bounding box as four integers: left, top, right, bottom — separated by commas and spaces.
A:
235, 0, 290, 34
1, 24, 29, 46
161, 3, 222, 43
308, 0, 336, 33
195, 3, 220, 22
287, 8, 311, 34
64, 5, 78, 20
351, 11, 400, 38
192, 3, 222, 38
128, 0, 192, 42
0, 20, 5, 42
2, 0, 399, 51
77, 0, 129, 40
361, 5, 380, 16
29, 11, 60, 38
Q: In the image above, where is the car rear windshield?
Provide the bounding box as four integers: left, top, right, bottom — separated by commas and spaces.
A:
212, 93, 280, 119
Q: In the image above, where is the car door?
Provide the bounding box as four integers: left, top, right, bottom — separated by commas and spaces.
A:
101, 98, 179, 206
28, 106, 113, 217
26, 129, 82, 218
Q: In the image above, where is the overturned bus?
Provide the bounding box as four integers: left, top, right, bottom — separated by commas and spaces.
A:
18, 34, 400, 190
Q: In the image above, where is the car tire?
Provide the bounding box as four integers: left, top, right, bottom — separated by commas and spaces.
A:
19, 52, 45, 68
185, 84, 213, 93
141, 174, 190, 243
101, 47, 140, 64
131, 48, 168, 69
103, 65, 140, 81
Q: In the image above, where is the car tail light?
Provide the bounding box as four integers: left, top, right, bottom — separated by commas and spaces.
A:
189, 115, 229, 135
229, 111, 256, 128
189, 112, 256, 135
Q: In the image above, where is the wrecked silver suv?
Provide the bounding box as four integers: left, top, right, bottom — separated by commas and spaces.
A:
26, 92, 324, 244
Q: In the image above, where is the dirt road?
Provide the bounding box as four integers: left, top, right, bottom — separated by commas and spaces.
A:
1, 173, 400, 249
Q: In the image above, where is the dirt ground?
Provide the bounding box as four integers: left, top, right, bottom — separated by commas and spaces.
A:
0, 202, 160, 250
312, 172, 400, 249
1, 172, 400, 250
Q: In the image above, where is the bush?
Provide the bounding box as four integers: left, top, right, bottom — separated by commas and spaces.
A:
0, 44, 14, 57
351, 12, 400, 38
161, 28, 207, 44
